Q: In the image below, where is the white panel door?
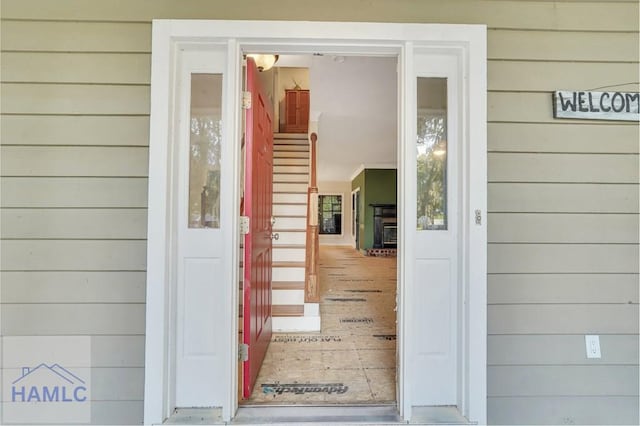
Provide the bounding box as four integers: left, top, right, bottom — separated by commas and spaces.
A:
411, 52, 460, 405
174, 48, 229, 407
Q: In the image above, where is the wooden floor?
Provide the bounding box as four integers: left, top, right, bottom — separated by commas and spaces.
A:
245, 245, 397, 404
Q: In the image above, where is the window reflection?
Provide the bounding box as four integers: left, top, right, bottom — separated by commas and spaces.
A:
416, 77, 447, 230
189, 74, 223, 228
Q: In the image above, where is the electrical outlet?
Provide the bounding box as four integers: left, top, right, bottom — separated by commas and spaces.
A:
585, 335, 601, 359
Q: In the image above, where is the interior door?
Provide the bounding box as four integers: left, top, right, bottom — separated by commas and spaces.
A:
243, 57, 274, 398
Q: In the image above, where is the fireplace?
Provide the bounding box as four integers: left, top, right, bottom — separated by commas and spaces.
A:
370, 204, 397, 249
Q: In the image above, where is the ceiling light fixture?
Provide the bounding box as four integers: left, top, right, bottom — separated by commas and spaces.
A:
246, 54, 279, 72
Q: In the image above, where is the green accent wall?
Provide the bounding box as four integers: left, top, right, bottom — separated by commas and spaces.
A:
351, 169, 397, 250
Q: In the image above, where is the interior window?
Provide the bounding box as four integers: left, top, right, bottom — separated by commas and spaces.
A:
318, 194, 342, 235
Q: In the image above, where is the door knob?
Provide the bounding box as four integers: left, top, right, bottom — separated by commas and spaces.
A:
270, 233, 279, 240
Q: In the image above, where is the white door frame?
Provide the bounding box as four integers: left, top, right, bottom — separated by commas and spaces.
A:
144, 20, 486, 425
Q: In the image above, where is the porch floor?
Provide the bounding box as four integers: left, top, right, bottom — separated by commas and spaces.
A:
244, 245, 397, 404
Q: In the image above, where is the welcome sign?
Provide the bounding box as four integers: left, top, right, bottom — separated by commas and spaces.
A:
553, 91, 640, 121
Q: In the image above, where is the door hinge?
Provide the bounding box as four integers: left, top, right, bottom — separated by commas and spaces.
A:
240, 216, 250, 235
239, 343, 249, 361
242, 91, 252, 109
475, 209, 482, 226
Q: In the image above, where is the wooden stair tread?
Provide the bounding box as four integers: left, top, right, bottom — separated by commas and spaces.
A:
273, 132, 307, 138
272, 281, 305, 290
273, 171, 309, 175
273, 148, 309, 152
273, 180, 308, 184
272, 261, 305, 268
272, 304, 304, 317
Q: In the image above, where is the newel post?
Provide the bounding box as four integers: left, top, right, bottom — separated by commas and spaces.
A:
305, 133, 320, 302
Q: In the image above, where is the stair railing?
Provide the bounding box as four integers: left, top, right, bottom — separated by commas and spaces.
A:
304, 132, 320, 303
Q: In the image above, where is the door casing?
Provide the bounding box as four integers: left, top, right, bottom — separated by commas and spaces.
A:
144, 20, 487, 425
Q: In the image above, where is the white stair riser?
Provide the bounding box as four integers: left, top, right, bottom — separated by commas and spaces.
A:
272, 316, 321, 332
274, 231, 306, 245
273, 247, 306, 262
243, 246, 305, 260
274, 216, 306, 229
274, 165, 309, 174
274, 173, 308, 183
274, 158, 309, 166
273, 204, 307, 216
274, 151, 309, 159
272, 267, 305, 281
274, 147, 308, 153
274, 182, 307, 192
272, 289, 305, 305
274, 193, 307, 204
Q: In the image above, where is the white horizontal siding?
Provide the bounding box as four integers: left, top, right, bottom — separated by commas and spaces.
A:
489, 183, 638, 213
488, 304, 639, 334
1, 146, 149, 176
1, 240, 147, 270
488, 61, 639, 92
1, 83, 150, 115
91, 367, 144, 400
488, 213, 639, 243
488, 365, 639, 396
488, 153, 639, 183
90, 401, 143, 425
1, 0, 638, 31
488, 396, 638, 425
489, 244, 638, 273
1, 271, 146, 303
1, 304, 145, 335
0, 20, 151, 52
1, 52, 151, 84
488, 334, 639, 365
1, 115, 149, 146
1, 177, 148, 207
488, 122, 639, 154
488, 274, 639, 304
1, 209, 148, 239
488, 29, 640, 62
91, 336, 145, 367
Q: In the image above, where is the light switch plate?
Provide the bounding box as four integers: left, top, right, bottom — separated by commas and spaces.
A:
585, 335, 601, 359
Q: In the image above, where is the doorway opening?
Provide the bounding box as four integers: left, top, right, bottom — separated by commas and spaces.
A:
238, 53, 400, 406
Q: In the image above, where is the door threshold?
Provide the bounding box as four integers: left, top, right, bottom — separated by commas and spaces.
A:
233, 404, 401, 424
162, 405, 474, 425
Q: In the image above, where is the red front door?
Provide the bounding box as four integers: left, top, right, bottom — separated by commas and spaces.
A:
243, 57, 274, 398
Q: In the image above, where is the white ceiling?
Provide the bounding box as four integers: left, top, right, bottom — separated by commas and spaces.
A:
308, 55, 398, 182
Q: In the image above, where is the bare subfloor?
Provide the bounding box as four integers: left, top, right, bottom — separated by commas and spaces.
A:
246, 246, 397, 404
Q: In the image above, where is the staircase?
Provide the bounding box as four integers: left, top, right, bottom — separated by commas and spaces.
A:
271, 133, 320, 331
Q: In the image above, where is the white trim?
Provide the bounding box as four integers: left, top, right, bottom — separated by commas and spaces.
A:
145, 20, 487, 425
348, 163, 397, 182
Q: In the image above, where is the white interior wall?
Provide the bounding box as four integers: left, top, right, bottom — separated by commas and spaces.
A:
310, 56, 397, 181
